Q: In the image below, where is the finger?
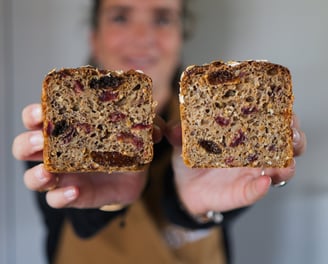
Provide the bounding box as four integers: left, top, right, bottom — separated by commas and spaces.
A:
153, 115, 166, 143
46, 186, 79, 208
22, 104, 43, 130
293, 127, 307, 156
243, 175, 272, 207
165, 122, 182, 147
24, 164, 58, 191
264, 158, 296, 185
12, 130, 44, 161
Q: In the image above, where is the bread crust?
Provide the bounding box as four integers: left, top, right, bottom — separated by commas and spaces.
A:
42, 66, 155, 173
179, 60, 294, 168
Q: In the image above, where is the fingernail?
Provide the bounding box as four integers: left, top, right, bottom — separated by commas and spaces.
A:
35, 165, 48, 183
292, 128, 300, 146
30, 132, 44, 151
32, 106, 42, 120
289, 158, 296, 171
64, 188, 77, 201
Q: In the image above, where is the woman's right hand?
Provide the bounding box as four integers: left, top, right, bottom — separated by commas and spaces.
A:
12, 104, 150, 209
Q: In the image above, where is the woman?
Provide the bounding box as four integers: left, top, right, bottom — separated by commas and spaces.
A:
12, 0, 307, 263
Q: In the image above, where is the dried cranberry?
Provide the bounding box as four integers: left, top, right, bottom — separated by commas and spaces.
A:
207, 70, 235, 85
198, 140, 222, 154
229, 129, 246, 147
99, 91, 118, 102
117, 132, 144, 150
241, 106, 258, 115
91, 151, 138, 167
108, 112, 127, 122
132, 123, 152, 130
74, 80, 84, 93
225, 156, 234, 165
215, 115, 230, 126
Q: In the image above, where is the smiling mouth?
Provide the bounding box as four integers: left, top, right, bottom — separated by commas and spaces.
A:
124, 57, 157, 70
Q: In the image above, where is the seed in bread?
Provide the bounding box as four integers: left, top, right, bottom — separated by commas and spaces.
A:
42, 66, 156, 173
179, 60, 294, 168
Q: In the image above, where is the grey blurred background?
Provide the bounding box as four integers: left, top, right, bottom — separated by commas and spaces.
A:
0, 0, 327, 263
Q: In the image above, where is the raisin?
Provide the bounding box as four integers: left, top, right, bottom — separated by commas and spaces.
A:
89, 78, 98, 89
215, 115, 230, 126
91, 151, 138, 167
108, 112, 127, 122
89, 76, 123, 89
207, 70, 235, 85
229, 129, 246, 147
198, 140, 222, 154
52, 120, 69, 137
241, 106, 258, 115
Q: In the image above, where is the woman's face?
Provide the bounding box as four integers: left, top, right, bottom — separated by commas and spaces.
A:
91, 0, 183, 110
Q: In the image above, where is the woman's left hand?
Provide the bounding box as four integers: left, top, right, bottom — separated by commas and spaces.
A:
166, 113, 306, 216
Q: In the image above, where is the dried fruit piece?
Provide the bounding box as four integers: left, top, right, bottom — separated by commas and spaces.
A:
229, 129, 246, 147
74, 80, 84, 93
99, 91, 118, 102
198, 140, 222, 154
117, 132, 144, 150
108, 112, 127, 122
91, 151, 138, 167
207, 70, 236, 85
131, 123, 152, 130
215, 115, 230, 126
89, 75, 123, 89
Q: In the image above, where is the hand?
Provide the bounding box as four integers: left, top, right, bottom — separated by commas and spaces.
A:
12, 104, 163, 209
166, 114, 307, 216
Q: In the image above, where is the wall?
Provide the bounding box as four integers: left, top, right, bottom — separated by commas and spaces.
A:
1, 0, 327, 263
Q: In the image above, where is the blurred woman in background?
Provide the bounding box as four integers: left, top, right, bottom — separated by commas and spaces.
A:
12, 0, 306, 263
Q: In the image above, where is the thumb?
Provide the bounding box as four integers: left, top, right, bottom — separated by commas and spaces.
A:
243, 175, 272, 207
165, 122, 182, 147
